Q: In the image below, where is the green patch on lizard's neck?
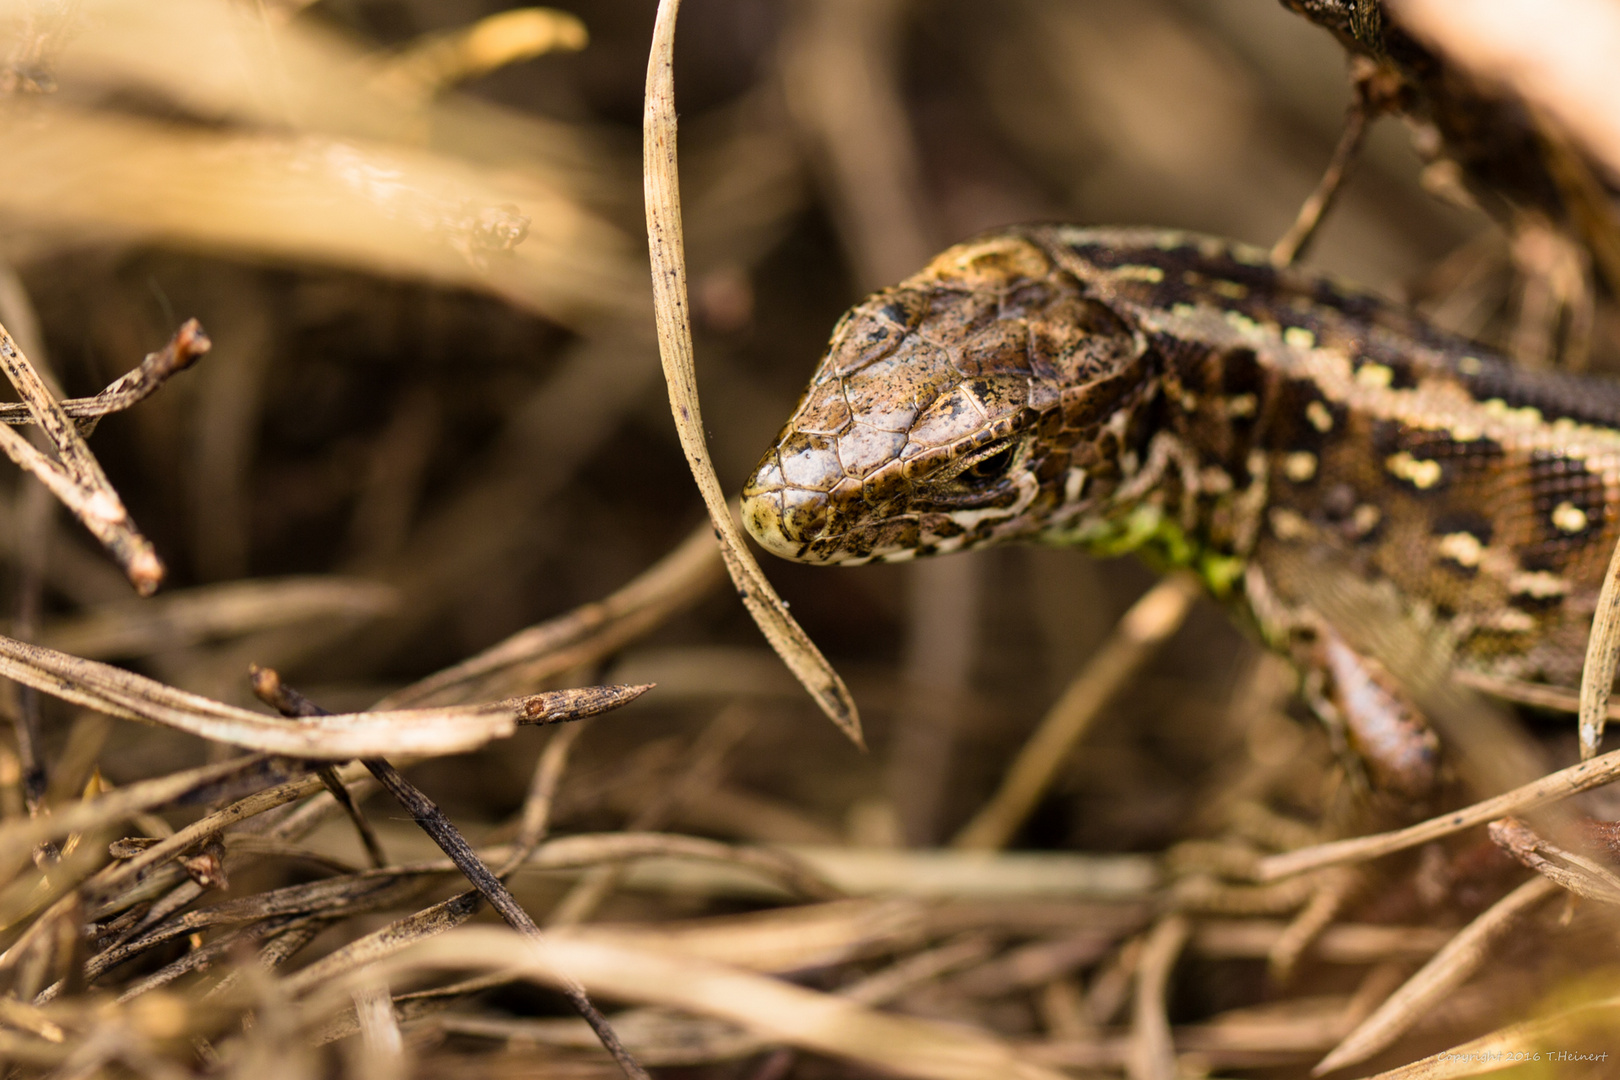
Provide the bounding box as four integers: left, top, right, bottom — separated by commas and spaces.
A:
1040, 502, 1245, 598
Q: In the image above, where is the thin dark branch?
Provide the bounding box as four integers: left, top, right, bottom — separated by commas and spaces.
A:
249, 667, 650, 1080
1271, 102, 1370, 268
315, 766, 388, 870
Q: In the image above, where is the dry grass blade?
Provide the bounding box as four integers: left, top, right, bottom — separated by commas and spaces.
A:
1575, 534, 1620, 757
281, 892, 483, 1001
1453, 669, 1620, 723
372, 8, 588, 101
1312, 875, 1559, 1074
317, 926, 1071, 1080
0, 633, 648, 759
1358, 994, 1620, 1079
1269, 85, 1374, 268
724, 846, 1155, 900
427, 1009, 763, 1067
292, 896, 920, 1008
88, 769, 349, 905
0, 754, 274, 876
89, 878, 424, 986
0, 104, 638, 328
312, 832, 850, 904
953, 574, 1198, 851
0, 322, 162, 594
51, 0, 606, 185
420, 937, 999, 1066
1130, 916, 1189, 1080
1190, 920, 1453, 963
642, 0, 861, 746
1256, 744, 1620, 881
526, 832, 844, 901
351, 982, 404, 1076
381, 519, 722, 709
502, 720, 584, 872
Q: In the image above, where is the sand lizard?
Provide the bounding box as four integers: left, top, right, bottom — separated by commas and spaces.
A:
740, 226, 1620, 795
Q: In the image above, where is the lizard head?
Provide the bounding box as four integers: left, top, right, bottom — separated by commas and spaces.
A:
742, 230, 1153, 565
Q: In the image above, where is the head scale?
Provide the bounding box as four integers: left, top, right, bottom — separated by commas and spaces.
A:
742, 231, 1152, 565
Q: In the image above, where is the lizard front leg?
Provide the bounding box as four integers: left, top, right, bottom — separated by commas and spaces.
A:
1244, 564, 1441, 800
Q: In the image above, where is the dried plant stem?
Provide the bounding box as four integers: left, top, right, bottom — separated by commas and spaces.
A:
286, 891, 485, 1012
1270, 94, 1371, 267
13, 479, 53, 827
373, 8, 587, 100
314, 766, 387, 870
0, 754, 277, 877
1313, 875, 1558, 1074
1453, 669, 1620, 720
1256, 742, 1620, 881
0, 319, 211, 432
256, 719, 588, 999
643, 0, 861, 745
381, 516, 722, 709
498, 718, 585, 875
0, 264, 59, 823
953, 574, 1198, 851
844, 934, 996, 1005
89, 768, 327, 907
548, 703, 753, 926
0, 632, 636, 760
1129, 916, 1189, 1080
249, 668, 650, 1080
1269, 867, 1358, 982
0, 323, 164, 594
1577, 531, 1620, 757
1358, 993, 1620, 1080
334, 926, 1072, 1080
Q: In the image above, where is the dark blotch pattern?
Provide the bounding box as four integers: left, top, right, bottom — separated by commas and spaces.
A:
1517, 451, 1606, 571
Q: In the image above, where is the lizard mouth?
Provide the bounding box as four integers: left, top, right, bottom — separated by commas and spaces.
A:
739, 485, 814, 562
741, 469, 918, 565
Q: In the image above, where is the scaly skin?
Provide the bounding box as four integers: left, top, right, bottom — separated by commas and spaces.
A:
741, 227, 1620, 789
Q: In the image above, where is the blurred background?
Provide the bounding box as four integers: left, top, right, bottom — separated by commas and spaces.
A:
0, 0, 1594, 1075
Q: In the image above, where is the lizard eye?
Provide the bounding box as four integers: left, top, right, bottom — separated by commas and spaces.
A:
960, 443, 1016, 486
918, 435, 1027, 509
938, 437, 1022, 496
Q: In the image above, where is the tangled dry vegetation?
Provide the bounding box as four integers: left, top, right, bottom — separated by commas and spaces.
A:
0, 0, 1617, 1078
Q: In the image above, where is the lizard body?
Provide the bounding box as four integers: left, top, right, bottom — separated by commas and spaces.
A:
741, 227, 1620, 791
